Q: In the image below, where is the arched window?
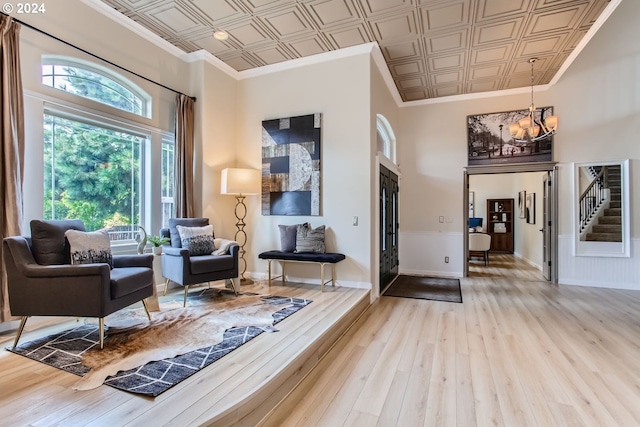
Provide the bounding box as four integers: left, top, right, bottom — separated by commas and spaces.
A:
38, 57, 172, 241
42, 56, 151, 118
376, 114, 396, 163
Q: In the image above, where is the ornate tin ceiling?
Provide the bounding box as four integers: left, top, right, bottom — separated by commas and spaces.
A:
99, 0, 612, 102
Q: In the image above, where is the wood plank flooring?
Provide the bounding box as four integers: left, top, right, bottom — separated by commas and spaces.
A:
263, 255, 640, 427
0, 282, 369, 427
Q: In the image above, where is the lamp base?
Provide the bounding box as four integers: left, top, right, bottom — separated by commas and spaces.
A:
240, 277, 254, 286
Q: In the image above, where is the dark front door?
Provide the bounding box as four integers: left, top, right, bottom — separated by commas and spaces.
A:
380, 165, 399, 292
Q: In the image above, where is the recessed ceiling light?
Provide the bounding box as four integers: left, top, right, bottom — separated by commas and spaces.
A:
213, 30, 229, 41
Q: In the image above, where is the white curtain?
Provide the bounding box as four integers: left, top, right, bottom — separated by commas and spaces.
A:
0, 15, 24, 322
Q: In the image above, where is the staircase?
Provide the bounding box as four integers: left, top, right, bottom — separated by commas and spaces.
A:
583, 165, 622, 242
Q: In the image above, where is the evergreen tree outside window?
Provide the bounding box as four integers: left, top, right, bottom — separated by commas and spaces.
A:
44, 114, 143, 237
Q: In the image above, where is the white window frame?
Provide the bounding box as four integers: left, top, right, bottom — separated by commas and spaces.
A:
22, 56, 174, 250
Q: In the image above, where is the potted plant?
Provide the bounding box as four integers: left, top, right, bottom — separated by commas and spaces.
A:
148, 235, 170, 255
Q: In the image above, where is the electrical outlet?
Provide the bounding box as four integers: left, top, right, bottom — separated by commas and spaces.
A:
445, 216, 453, 223
352, 216, 358, 226
445, 256, 449, 263
439, 216, 445, 223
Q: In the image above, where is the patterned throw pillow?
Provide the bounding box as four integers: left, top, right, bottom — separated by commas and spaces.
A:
176, 224, 215, 256
64, 229, 113, 268
295, 224, 326, 254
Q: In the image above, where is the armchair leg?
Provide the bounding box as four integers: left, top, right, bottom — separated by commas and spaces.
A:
163, 278, 170, 296
231, 278, 239, 296
13, 316, 29, 348
99, 318, 105, 349
183, 285, 189, 307
141, 299, 151, 321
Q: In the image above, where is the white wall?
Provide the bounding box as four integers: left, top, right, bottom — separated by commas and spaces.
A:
235, 53, 373, 288
370, 54, 401, 296
398, 0, 640, 289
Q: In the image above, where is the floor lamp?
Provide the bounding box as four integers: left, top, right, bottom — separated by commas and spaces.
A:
220, 167, 261, 285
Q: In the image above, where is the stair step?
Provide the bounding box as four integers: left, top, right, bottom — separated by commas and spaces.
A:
604, 208, 621, 216
599, 216, 621, 225
592, 224, 622, 234
609, 201, 621, 209
586, 233, 622, 242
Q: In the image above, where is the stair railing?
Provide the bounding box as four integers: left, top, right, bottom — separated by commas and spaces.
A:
579, 168, 606, 232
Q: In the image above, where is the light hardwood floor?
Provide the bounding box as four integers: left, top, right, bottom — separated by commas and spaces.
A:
262, 255, 640, 427
0, 282, 369, 426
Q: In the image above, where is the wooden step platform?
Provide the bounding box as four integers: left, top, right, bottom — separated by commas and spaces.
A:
0, 282, 370, 426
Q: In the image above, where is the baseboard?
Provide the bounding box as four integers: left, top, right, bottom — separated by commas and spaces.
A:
513, 252, 542, 271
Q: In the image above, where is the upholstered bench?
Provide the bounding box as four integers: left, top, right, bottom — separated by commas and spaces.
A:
258, 251, 346, 292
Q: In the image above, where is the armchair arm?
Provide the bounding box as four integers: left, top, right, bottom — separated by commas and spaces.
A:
113, 254, 153, 268
162, 246, 190, 258
22, 263, 110, 278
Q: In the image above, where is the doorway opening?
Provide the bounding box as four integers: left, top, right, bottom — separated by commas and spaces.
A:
464, 163, 558, 283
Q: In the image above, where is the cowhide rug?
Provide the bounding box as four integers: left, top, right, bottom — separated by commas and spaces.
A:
74, 292, 292, 390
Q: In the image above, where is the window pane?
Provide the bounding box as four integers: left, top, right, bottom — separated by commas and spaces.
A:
42, 64, 147, 117
44, 114, 144, 238
161, 140, 175, 228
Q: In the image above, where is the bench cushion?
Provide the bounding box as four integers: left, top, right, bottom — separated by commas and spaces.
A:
259, 250, 345, 263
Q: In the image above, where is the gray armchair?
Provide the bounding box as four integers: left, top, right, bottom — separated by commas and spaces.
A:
2, 220, 154, 349
160, 218, 239, 306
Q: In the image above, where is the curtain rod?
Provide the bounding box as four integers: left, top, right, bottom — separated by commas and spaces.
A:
4, 13, 196, 102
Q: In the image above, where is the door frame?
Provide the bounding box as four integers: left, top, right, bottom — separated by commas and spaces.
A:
463, 161, 558, 283
374, 155, 401, 300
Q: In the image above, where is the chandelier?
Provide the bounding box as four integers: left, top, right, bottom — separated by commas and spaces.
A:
509, 58, 558, 142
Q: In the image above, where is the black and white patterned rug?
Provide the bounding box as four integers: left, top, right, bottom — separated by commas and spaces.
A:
7, 290, 312, 397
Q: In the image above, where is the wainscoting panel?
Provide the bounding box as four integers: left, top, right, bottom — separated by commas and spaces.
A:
399, 231, 463, 278
558, 235, 640, 290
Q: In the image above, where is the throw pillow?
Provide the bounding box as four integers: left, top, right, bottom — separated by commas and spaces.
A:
30, 219, 86, 265
168, 218, 210, 248
278, 223, 307, 252
176, 224, 215, 256
295, 224, 326, 254
64, 229, 113, 268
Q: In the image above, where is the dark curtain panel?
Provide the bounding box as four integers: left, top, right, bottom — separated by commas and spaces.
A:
174, 93, 195, 218
0, 15, 24, 322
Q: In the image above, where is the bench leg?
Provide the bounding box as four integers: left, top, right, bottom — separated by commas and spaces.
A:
332, 264, 336, 287
281, 261, 286, 284
267, 259, 272, 287
321, 263, 325, 292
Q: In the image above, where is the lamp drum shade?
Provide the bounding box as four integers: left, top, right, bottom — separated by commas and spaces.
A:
220, 168, 261, 195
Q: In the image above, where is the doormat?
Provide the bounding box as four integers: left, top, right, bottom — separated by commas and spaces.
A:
383, 275, 462, 303
7, 289, 312, 397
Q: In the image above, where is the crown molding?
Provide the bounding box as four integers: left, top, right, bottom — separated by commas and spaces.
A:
401, 84, 552, 107
80, 0, 186, 58
182, 50, 238, 79
236, 42, 376, 80
370, 43, 404, 108
548, 0, 622, 86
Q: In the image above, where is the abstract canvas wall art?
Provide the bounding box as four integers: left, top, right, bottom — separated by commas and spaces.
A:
261, 113, 321, 216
